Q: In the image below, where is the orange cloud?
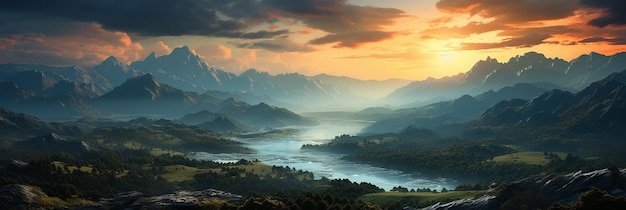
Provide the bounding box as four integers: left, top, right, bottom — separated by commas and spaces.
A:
142, 41, 172, 57
195, 44, 233, 60
0, 22, 143, 66
436, 0, 579, 24
308, 31, 397, 48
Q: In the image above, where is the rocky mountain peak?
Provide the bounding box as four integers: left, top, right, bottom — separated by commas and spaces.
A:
99, 56, 123, 67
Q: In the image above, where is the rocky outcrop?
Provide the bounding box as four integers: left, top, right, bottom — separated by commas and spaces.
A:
421, 168, 626, 210
77, 189, 242, 209
0, 184, 47, 210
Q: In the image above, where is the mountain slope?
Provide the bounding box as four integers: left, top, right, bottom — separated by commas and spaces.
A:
94, 56, 138, 87
422, 168, 626, 210
364, 83, 553, 134
197, 115, 246, 131
130, 46, 363, 109
94, 73, 216, 117
0, 108, 83, 140
478, 70, 626, 131
130, 46, 236, 92
312, 74, 411, 100
386, 52, 626, 105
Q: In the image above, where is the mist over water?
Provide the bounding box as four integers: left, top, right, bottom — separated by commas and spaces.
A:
195, 119, 457, 191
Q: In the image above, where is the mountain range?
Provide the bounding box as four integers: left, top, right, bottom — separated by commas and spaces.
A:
363, 83, 554, 134
0, 46, 409, 111
478, 70, 626, 131
386, 51, 626, 106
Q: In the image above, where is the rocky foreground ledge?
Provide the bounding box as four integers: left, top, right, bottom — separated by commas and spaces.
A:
0, 184, 242, 210
76, 189, 242, 209
420, 168, 626, 210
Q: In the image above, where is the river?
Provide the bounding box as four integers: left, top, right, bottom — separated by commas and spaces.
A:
194, 120, 457, 191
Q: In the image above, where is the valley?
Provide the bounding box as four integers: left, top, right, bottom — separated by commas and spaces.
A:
1, 47, 626, 209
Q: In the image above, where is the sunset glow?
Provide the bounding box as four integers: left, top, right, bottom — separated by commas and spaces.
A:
1, 0, 625, 80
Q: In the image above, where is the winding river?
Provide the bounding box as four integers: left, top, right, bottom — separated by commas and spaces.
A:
195, 120, 457, 191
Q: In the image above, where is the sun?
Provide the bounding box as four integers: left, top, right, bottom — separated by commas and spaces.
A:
441, 52, 452, 62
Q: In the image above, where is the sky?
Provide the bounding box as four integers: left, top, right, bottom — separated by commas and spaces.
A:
1, 0, 626, 81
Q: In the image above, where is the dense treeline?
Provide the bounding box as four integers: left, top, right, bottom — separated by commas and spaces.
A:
85, 124, 253, 153
347, 144, 600, 184
301, 127, 457, 154
306, 133, 602, 184
235, 190, 383, 210
0, 148, 389, 209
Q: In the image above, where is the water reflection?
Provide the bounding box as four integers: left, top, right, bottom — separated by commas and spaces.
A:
195, 120, 457, 191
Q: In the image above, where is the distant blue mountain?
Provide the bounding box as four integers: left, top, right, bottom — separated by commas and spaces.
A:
386, 52, 626, 105
479, 70, 626, 131
364, 83, 554, 134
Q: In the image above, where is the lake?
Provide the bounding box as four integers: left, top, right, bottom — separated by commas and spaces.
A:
195, 119, 457, 191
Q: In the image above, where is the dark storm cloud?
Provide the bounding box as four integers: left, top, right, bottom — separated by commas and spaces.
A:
435, 0, 578, 23
579, 0, 626, 27
0, 0, 405, 49
0, 0, 256, 37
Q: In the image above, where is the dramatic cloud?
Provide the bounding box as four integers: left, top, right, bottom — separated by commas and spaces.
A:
0, 19, 144, 65
425, 0, 612, 51
142, 41, 173, 58
575, 27, 626, 45
436, 0, 578, 24
0, 0, 404, 44
457, 26, 578, 50
214, 30, 290, 39
0, 0, 255, 37
579, 0, 626, 27
308, 31, 396, 48
236, 37, 314, 52
421, 21, 511, 39
429, 16, 455, 27
459, 34, 553, 50
195, 44, 232, 60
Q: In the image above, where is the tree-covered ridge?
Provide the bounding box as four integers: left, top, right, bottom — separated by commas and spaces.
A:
84, 122, 252, 153
305, 131, 603, 185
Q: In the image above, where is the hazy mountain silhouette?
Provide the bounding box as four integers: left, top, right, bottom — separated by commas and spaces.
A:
386, 51, 626, 105
197, 115, 246, 131
0, 76, 100, 120
90, 74, 312, 127
129, 46, 363, 109
179, 110, 221, 125
94, 73, 216, 117
215, 99, 314, 128
364, 83, 553, 134
94, 56, 138, 87
479, 70, 626, 131
0, 108, 83, 140
312, 73, 411, 100
131, 46, 236, 92
14, 133, 95, 153
0, 70, 57, 92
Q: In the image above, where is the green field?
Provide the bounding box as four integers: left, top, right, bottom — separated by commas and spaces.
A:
160, 162, 284, 182
53, 161, 94, 173
358, 190, 485, 205
161, 165, 210, 182
491, 152, 568, 165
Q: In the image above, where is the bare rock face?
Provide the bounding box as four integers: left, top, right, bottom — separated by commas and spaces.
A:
421, 168, 626, 210
77, 189, 242, 209
0, 184, 47, 210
